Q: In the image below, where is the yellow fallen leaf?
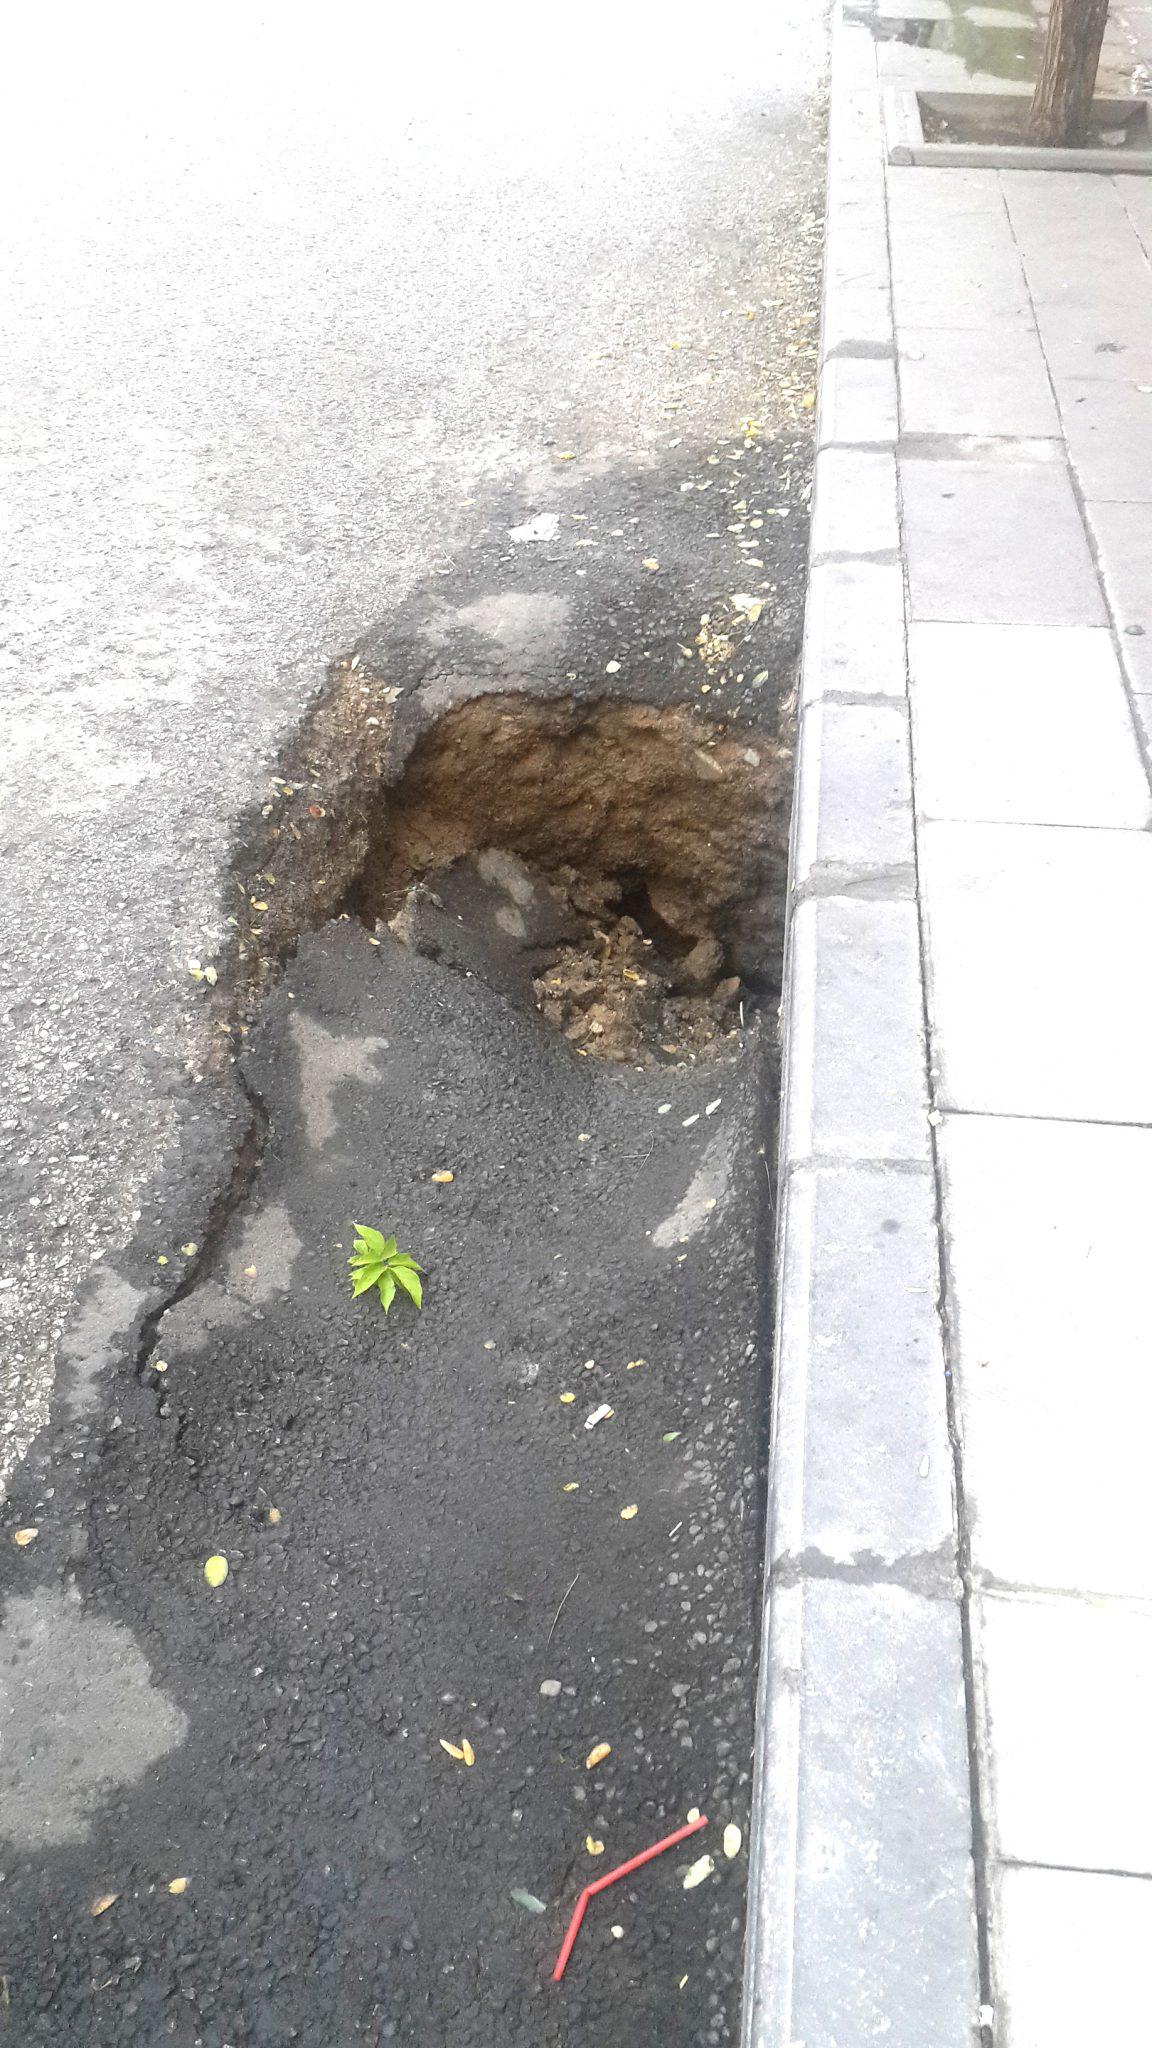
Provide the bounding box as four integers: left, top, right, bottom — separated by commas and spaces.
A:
439, 1738, 466, 1761
90, 1893, 118, 1918
431, 1170, 454, 1184
619, 1504, 638, 1521
154, 1360, 168, 1374
683, 1853, 715, 1891
585, 1837, 605, 1856
181, 1243, 198, 1256
801, 391, 815, 407
244, 1265, 257, 1277
724, 1823, 743, 1859
266, 1507, 282, 1525
203, 1555, 229, 1588
13, 1527, 38, 1547
167, 1877, 188, 1895
585, 1742, 611, 1770
642, 558, 659, 571
157, 1255, 169, 1266
461, 1738, 476, 1767
560, 1392, 576, 1404
251, 900, 269, 911
563, 1482, 579, 1492
626, 1358, 646, 1370
556, 451, 577, 461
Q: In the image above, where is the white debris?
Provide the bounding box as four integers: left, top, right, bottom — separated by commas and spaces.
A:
509, 511, 560, 543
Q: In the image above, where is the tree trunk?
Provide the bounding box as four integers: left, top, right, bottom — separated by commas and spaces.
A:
1026, 0, 1110, 146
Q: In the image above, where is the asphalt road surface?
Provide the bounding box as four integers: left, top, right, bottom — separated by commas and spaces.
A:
0, 4, 826, 2041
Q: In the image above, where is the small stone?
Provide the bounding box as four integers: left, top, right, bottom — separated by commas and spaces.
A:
539, 1679, 562, 1698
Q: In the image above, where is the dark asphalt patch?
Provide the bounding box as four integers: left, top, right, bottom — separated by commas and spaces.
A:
1, 343, 817, 2042
1, 920, 772, 2046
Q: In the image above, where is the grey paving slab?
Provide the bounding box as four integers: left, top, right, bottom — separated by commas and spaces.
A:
900, 450, 1107, 626
818, 352, 899, 447
995, 1866, 1152, 2048
1085, 497, 1152, 692
771, 1164, 954, 1570
908, 621, 1152, 826
898, 322, 1058, 438
829, 150, 887, 217
800, 557, 908, 703
1056, 378, 1152, 501
834, 15, 881, 95
888, 201, 1021, 262
939, 1112, 1152, 1598
825, 215, 894, 295
782, 896, 931, 1167
822, 283, 894, 356
746, 1578, 977, 2048
1001, 168, 1136, 251
811, 446, 900, 557
890, 220, 1034, 330
1031, 297, 1152, 382
886, 165, 1006, 222
793, 699, 915, 884
1000, 168, 1134, 216
877, 39, 1025, 91
1115, 172, 1152, 261
918, 820, 1152, 1121
977, 1591, 1152, 1874
1020, 243, 1152, 319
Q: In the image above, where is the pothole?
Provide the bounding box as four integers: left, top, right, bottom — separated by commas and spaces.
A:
347, 695, 790, 1065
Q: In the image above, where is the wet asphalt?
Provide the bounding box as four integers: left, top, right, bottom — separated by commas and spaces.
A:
2, 919, 772, 2045
0, 5, 827, 2039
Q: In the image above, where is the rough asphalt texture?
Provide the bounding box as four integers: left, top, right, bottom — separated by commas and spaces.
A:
0, 4, 826, 2041
2, 919, 772, 2044
0, 0, 824, 1483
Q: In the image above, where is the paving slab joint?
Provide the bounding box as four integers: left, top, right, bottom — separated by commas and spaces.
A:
741, 8, 979, 2044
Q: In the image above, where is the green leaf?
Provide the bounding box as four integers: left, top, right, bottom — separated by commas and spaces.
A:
661, 1430, 682, 1443
388, 1253, 424, 1274
381, 1237, 398, 1259
351, 1268, 382, 1298
378, 1271, 397, 1312
353, 1224, 386, 1257
509, 1888, 547, 1915
392, 1263, 423, 1308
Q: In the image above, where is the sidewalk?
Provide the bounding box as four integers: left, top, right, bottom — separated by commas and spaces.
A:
747, 6, 1152, 2044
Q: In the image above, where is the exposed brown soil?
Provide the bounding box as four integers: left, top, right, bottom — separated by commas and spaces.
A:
354, 695, 790, 1061
531, 890, 745, 1065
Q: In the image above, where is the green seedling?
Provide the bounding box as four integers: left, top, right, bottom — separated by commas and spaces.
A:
348, 1225, 424, 1312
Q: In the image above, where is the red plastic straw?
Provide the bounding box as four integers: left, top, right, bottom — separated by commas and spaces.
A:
551, 1813, 709, 1982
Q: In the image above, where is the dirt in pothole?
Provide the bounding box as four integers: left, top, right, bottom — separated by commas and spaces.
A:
531, 878, 744, 1065
352, 694, 791, 1063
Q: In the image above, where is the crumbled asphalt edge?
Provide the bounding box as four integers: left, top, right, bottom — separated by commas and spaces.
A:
0, 421, 810, 2043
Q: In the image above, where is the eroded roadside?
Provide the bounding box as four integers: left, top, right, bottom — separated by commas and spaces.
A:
0, 304, 820, 2042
